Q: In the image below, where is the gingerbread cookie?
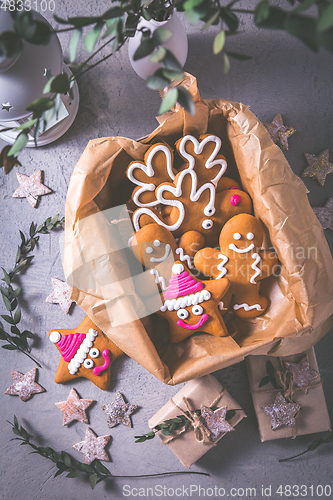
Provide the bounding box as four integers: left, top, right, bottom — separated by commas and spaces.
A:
130, 224, 202, 298
126, 142, 176, 207
194, 214, 280, 318
157, 262, 230, 344
132, 176, 252, 249
49, 316, 123, 390
175, 134, 227, 190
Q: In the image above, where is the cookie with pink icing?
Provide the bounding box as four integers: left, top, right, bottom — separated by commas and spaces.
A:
194, 214, 280, 318
157, 262, 230, 344
131, 224, 203, 298
126, 142, 176, 208
49, 316, 123, 390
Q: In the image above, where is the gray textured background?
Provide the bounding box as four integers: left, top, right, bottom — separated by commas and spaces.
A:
1, 1, 333, 499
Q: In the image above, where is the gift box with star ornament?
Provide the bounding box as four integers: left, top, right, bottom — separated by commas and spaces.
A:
246, 347, 331, 441
62, 73, 333, 386
148, 374, 246, 468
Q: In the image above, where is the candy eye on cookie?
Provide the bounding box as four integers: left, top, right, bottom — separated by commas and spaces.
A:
192, 305, 203, 315
177, 309, 189, 320
84, 358, 94, 369
202, 219, 213, 230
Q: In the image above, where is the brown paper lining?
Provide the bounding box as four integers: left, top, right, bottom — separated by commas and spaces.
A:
246, 347, 331, 442
64, 73, 333, 385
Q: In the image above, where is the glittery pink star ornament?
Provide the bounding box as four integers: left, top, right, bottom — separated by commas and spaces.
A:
12, 169, 52, 208
200, 405, 234, 441
283, 355, 319, 394
4, 368, 45, 402
72, 427, 111, 465
55, 388, 94, 426
46, 278, 74, 314
302, 149, 333, 186
102, 392, 139, 428
264, 113, 296, 150
261, 392, 301, 430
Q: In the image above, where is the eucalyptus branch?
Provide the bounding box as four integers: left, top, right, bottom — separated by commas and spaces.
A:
8, 417, 210, 490
279, 433, 333, 462
135, 408, 236, 443
0, 215, 65, 368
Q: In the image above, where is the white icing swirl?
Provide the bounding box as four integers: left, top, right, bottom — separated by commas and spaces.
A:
160, 289, 211, 312
250, 252, 261, 284
216, 253, 229, 279
233, 303, 263, 311
175, 247, 192, 268
150, 269, 167, 291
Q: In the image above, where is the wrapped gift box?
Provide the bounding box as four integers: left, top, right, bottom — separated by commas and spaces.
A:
148, 374, 246, 468
246, 347, 331, 441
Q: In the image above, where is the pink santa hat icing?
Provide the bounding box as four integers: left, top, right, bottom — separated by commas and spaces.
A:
49, 328, 98, 375
164, 263, 203, 299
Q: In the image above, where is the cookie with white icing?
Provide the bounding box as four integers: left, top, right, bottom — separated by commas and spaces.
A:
49, 316, 123, 390
126, 142, 176, 208
194, 214, 280, 318
156, 262, 230, 344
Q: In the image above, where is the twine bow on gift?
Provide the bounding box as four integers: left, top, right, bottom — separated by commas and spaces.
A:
163, 391, 226, 444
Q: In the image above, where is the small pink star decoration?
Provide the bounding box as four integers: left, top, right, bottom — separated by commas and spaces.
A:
12, 169, 52, 208
45, 278, 74, 314
55, 388, 94, 426
262, 392, 302, 431
72, 427, 111, 465
200, 405, 234, 441
263, 113, 296, 150
4, 368, 45, 402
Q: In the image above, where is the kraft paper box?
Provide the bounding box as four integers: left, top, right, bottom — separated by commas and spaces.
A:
148, 374, 246, 468
63, 72, 333, 385
246, 347, 331, 442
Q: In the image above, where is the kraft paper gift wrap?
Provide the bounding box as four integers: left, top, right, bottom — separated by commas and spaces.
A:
148, 374, 246, 468
63, 72, 333, 385
246, 347, 331, 442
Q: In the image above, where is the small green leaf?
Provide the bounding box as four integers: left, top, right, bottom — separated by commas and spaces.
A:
201, 10, 220, 31
11, 337, 27, 348
146, 74, 170, 90
259, 375, 271, 388
0, 330, 8, 340
54, 468, 67, 477
152, 27, 172, 45
135, 436, 147, 443
2, 344, 18, 350
8, 132, 29, 157
293, 0, 317, 13
307, 439, 324, 451
21, 330, 34, 339
266, 360, 275, 377
94, 460, 110, 475
11, 326, 20, 335
13, 308, 21, 324
177, 86, 195, 115
2, 268, 11, 285
66, 470, 81, 478
0, 286, 9, 298
255, 0, 270, 24
161, 428, 172, 436
220, 7, 239, 31
133, 38, 155, 60
284, 13, 319, 51
159, 87, 178, 114
89, 473, 98, 489
51, 214, 59, 225
12, 426, 21, 435
14, 11, 37, 40
183, 0, 204, 9
61, 451, 72, 467
255, 6, 287, 29
14, 415, 18, 428
1, 314, 15, 325
161, 48, 183, 72
184, 420, 192, 431
225, 51, 252, 60
81, 463, 95, 474
213, 30, 225, 54
44, 73, 70, 95
318, 2, 333, 32
149, 46, 167, 63
10, 287, 22, 299
29, 222, 35, 237
26, 97, 55, 114
223, 52, 230, 74
67, 16, 100, 28
70, 29, 82, 62
14, 119, 38, 131
102, 7, 124, 20
85, 22, 103, 52
3, 295, 12, 311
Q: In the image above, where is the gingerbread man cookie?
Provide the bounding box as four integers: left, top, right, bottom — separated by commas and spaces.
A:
126, 142, 176, 207
157, 262, 230, 344
194, 214, 280, 318
131, 224, 202, 297
49, 316, 123, 390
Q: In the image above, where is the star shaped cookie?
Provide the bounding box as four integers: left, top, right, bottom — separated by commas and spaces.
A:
261, 392, 302, 430
55, 388, 94, 426
12, 169, 52, 208
46, 278, 74, 314
72, 427, 110, 465
302, 149, 333, 186
264, 113, 296, 150
102, 392, 139, 428
200, 405, 234, 441
48, 316, 124, 391
283, 355, 319, 393
157, 262, 230, 343
313, 198, 333, 231
4, 368, 45, 402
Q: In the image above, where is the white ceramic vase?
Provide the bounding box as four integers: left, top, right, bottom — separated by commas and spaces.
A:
128, 14, 188, 80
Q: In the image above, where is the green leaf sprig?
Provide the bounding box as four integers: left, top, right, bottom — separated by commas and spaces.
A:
279, 432, 333, 462
259, 360, 282, 389
135, 408, 236, 443
0, 215, 65, 368
8, 417, 210, 490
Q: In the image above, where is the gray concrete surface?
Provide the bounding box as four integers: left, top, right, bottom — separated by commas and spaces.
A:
1, 1, 333, 499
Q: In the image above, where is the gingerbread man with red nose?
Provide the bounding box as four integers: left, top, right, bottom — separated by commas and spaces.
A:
157, 262, 230, 344
194, 214, 280, 318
